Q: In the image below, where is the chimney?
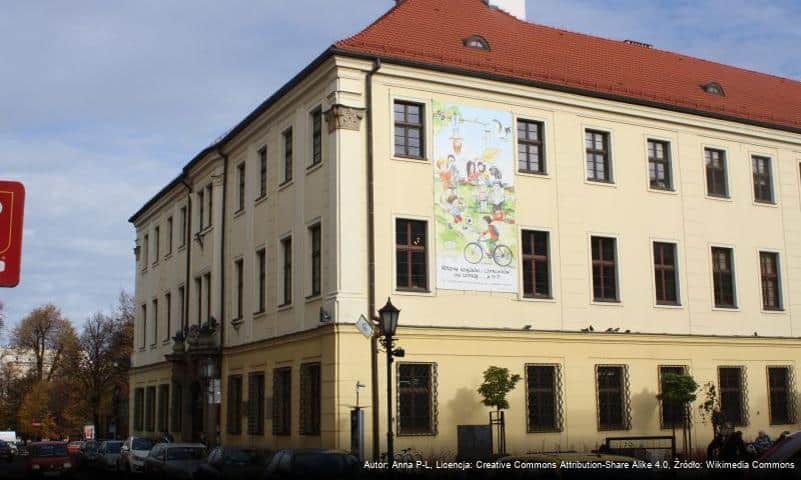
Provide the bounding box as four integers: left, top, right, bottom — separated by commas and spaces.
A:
486, 0, 526, 21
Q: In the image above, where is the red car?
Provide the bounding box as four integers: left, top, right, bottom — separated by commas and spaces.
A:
66, 441, 83, 455
27, 442, 72, 477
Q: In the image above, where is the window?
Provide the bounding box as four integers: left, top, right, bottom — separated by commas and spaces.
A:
521, 230, 550, 298
517, 119, 545, 174
166, 217, 173, 255
237, 163, 246, 212
591, 236, 618, 302
526, 365, 561, 432
256, 249, 266, 312
272, 367, 291, 435
463, 35, 490, 50
158, 384, 169, 433
143, 234, 149, 266
179, 206, 187, 247
226, 375, 243, 435
234, 259, 244, 320
282, 128, 293, 184
134, 388, 145, 431
648, 139, 672, 190
204, 273, 212, 323
311, 108, 322, 166
197, 189, 205, 230
398, 363, 435, 435
177, 286, 184, 334
596, 365, 628, 431
153, 226, 160, 262
206, 184, 213, 227
753, 155, 774, 203
145, 386, 157, 432
151, 299, 158, 346
165, 292, 171, 341
170, 382, 182, 433
140, 304, 147, 348
702, 82, 726, 97
395, 219, 428, 291
258, 147, 267, 198
711, 247, 736, 308
281, 237, 292, 306
719, 367, 745, 426
760, 251, 782, 310
195, 277, 202, 325
585, 130, 611, 182
247, 372, 265, 435
653, 242, 679, 305
309, 224, 321, 297
768, 367, 793, 425
300, 363, 321, 435
659, 366, 686, 429
394, 101, 425, 159
705, 148, 728, 197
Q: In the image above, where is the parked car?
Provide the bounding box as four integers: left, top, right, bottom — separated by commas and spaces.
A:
16, 441, 29, 456
76, 439, 99, 468
27, 441, 73, 478
264, 449, 360, 479
0, 439, 14, 463
94, 440, 124, 471
66, 440, 83, 456
194, 446, 273, 480
119, 436, 156, 475
142, 443, 207, 479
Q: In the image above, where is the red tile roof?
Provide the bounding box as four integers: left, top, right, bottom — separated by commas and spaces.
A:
335, 0, 801, 133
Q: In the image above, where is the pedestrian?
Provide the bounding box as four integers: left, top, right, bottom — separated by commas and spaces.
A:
720, 431, 747, 461
707, 432, 724, 460
752, 431, 772, 455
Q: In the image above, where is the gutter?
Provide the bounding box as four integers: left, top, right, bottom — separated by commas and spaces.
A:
365, 58, 382, 462
215, 149, 228, 353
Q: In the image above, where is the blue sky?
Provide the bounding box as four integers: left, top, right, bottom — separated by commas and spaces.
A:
1, 0, 799, 340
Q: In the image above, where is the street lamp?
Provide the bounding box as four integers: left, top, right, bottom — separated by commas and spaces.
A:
377, 298, 401, 468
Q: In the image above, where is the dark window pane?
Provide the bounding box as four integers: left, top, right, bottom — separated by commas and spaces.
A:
398, 364, 434, 434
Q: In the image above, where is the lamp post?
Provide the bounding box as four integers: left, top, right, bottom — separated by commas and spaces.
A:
377, 298, 400, 469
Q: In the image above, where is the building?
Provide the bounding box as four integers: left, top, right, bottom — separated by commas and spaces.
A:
128, 0, 801, 458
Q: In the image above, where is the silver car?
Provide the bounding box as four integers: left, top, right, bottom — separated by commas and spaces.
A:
118, 436, 156, 474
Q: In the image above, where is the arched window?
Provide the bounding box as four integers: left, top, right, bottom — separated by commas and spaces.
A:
702, 82, 726, 97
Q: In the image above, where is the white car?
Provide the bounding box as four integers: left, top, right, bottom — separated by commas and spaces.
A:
118, 437, 155, 474
96, 440, 124, 471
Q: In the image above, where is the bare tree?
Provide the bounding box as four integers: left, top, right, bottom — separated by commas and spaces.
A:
78, 312, 120, 427
11, 304, 79, 382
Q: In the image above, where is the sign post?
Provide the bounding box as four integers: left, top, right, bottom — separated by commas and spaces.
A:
0, 181, 25, 288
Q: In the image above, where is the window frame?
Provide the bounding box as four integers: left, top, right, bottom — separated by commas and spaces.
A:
164, 292, 172, 342
516, 118, 546, 175
595, 364, 630, 431
646, 138, 674, 191
257, 146, 268, 199
394, 217, 430, 293
157, 384, 170, 433
234, 258, 244, 321
525, 363, 562, 433
393, 100, 426, 160
521, 229, 551, 299
767, 366, 794, 426
179, 206, 187, 248
590, 235, 620, 303
299, 362, 322, 436
281, 127, 293, 185
226, 375, 243, 435
166, 216, 173, 256
308, 223, 322, 298
279, 235, 292, 307
759, 250, 783, 312
151, 298, 158, 348
710, 245, 737, 309
134, 388, 145, 431
236, 162, 246, 213
256, 248, 266, 313
652, 241, 680, 306
397, 362, 437, 436
584, 128, 613, 184
153, 226, 160, 264
272, 367, 292, 436
310, 107, 323, 168
247, 371, 265, 435
704, 146, 730, 199
718, 366, 747, 427
751, 154, 776, 205
658, 365, 687, 429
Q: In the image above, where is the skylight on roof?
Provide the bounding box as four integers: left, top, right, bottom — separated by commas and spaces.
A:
702, 82, 726, 97
463, 35, 490, 51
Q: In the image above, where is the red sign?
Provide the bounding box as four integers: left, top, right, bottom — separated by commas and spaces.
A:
0, 181, 25, 287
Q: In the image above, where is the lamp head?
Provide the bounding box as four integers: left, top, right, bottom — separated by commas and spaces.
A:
377, 297, 400, 337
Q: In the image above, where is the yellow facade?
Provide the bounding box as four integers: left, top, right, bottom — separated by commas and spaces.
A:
129, 29, 801, 459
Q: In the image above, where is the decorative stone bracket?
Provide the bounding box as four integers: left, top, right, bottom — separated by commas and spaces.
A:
324, 104, 365, 133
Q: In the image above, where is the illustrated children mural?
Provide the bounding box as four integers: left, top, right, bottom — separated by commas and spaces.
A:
432, 101, 518, 293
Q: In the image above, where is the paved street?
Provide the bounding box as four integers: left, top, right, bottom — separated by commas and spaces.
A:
0, 456, 112, 480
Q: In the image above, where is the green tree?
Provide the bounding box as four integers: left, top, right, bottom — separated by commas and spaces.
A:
478, 366, 521, 411
657, 373, 698, 455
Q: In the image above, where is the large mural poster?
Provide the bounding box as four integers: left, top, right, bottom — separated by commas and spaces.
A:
432, 101, 518, 292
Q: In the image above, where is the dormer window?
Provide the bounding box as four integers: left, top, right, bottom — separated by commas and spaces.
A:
702, 82, 725, 97
463, 35, 490, 51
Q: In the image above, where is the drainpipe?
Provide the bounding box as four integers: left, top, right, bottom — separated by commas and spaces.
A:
365, 58, 382, 461
215, 148, 228, 352
180, 178, 192, 334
